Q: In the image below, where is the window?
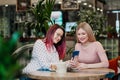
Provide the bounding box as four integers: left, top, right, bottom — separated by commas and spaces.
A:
48, 11, 63, 26
65, 22, 77, 32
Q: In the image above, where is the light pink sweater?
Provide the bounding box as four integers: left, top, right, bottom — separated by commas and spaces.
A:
75, 41, 109, 68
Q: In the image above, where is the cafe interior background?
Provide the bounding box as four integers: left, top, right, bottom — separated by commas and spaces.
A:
0, 0, 120, 79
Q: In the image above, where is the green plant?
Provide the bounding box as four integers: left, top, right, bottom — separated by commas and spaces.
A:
78, 9, 107, 39
63, 46, 74, 61
25, 0, 55, 37
106, 25, 115, 33
106, 25, 117, 38
0, 32, 21, 80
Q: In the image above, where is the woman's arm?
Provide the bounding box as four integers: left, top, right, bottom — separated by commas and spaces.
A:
70, 42, 109, 70
80, 42, 109, 69
23, 39, 56, 73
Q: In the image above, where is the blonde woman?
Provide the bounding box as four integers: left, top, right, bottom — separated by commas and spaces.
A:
69, 22, 109, 70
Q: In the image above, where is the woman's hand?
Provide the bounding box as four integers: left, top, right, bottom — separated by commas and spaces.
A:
75, 63, 88, 70
69, 56, 88, 70
50, 64, 57, 71
70, 62, 88, 70
69, 56, 79, 68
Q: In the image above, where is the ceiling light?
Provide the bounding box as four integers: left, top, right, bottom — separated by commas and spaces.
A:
5, 4, 8, 7
83, 3, 87, 5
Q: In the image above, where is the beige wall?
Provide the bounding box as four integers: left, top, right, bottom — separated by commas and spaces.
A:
0, 0, 38, 5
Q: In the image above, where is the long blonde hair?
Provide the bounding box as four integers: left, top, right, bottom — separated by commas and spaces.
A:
76, 22, 96, 43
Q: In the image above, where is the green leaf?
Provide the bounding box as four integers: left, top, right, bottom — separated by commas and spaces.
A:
24, 0, 55, 37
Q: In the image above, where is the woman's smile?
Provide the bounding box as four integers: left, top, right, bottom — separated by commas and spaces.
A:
77, 28, 88, 44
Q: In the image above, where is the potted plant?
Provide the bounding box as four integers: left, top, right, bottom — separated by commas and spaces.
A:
25, 0, 55, 37
106, 25, 117, 38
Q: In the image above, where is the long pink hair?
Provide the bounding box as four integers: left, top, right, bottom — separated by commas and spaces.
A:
44, 24, 66, 59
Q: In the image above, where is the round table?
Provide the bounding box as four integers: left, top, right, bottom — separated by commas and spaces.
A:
27, 68, 115, 80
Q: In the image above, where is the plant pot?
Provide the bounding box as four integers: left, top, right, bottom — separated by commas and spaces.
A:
107, 33, 112, 38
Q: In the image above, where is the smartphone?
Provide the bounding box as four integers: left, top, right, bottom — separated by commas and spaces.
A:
72, 51, 79, 58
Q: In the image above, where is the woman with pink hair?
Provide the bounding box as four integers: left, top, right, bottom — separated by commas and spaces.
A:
23, 24, 66, 74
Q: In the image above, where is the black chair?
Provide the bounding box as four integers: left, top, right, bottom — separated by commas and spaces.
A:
12, 43, 34, 67
12, 43, 34, 80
